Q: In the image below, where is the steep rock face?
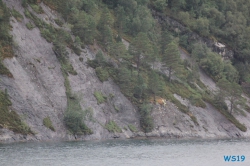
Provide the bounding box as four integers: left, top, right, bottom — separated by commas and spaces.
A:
1, 0, 68, 142
146, 95, 250, 139
1, 0, 250, 143
0, 0, 139, 142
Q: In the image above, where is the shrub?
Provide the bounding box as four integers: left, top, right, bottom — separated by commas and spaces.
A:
26, 22, 35, 30
30, 4, 44, 14
113, 104, 119, 112
54, 19, 63, 27
220, 109, 247, 132
79, 57, 83, 62
94, 91, 107, 104
190, 114, 199, 126
43, 117, 55, 131
11, 9, 23, 22
139, 104, 154, 133
64, 110, 92, 135
24, 9, 32, 19
96, 51, 106, 65
0, 61, 13, 77
0, 90, 33, 134
190, 94, 206, 108
95, 67, 109, 82
41, 28, 55, 43
128, 124, 137, 132
22, 0, 28, 7
105, 121, 122, 133
72, 45, 81, 56
64, 95, 92, 135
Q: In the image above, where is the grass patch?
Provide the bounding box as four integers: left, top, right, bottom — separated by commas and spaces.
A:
43, 117, 55, 131
0, 89, 33, 134
94, 91, 107, 104
128, 124, 137, 132
220, 109, 247, 132
245, 105, 250, 113
196, 79, 207, 90
61, 61, 77, 75
59, 54, 91, 135
113, 104, 119, 112
105, 120, 122, 133
190, 94, 206, 108
0, 61, 13, 77
11, 9, 23, 22
26, 22, 35, 30
189, 113, 199, 126
0, 4, 14, 78
203, 95, 247, 132
166, 93, 200, 126
30, 4, 44, 14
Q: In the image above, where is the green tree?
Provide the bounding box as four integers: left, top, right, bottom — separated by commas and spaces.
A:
98, 7, 114, 32
115, 6, 127, 34
72, 12, 96, 44
160, 30, 173, 55
223, 62, 239, 83
200, 52, 224, 81
118, 0, 137, 13
117, 66, 133, 96
136, 0, 149, 5
139, 104, 153, 132
148, 71, 164, 102
162, 42, 181, 82
194, 17, 210, 36
129, 6, 155, 36
218, 78, 242, 114
102, 25, 113, 52
152, 0, 167, 12
95, 50, 106, 65
169, 0, 186, 12
129, 32, 153, 76
110, 42, 128, 58
133, 74, 147, 99
81, 0, 99, 14
192, 43, 205, 60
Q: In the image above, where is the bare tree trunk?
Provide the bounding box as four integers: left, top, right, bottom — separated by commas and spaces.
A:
154, 93, 156, 103
230, 96, 234, 114
169, 67, 172, 82
230, 102, 233, 114
137, 55, 140, 77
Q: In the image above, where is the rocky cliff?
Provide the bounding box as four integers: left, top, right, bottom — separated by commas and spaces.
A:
1, 0, 250, 143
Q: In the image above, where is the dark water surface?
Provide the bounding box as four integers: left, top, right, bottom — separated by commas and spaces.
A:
0, 138, 249, 166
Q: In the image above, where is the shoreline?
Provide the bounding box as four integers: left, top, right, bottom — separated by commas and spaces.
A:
1, 132, 249, 145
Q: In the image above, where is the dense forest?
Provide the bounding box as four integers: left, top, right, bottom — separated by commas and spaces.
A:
1, 0, 250, 134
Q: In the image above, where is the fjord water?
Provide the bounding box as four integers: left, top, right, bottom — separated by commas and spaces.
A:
0, 139, 249, 166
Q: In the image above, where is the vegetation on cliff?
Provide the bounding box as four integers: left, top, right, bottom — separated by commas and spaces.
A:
23, 0, 248, 132
1, 0, 249, 134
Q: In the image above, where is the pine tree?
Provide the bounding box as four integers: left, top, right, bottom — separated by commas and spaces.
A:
129, 32, 153, 76
148, 71, 164, 102
162, 42, 181, 82
97, 7, 114, 32
218, 78, 242, 114
160, 30, 173, 55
